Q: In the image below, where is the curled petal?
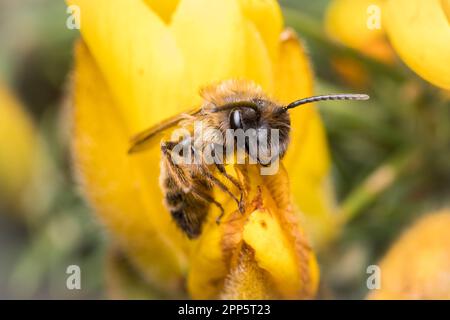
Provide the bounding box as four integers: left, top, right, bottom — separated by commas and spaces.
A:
384, 0, 450, 89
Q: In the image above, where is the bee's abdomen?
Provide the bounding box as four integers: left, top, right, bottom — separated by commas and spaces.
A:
162, 175, 210, 239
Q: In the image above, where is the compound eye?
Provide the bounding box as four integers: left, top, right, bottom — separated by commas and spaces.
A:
230, 109, 243, 130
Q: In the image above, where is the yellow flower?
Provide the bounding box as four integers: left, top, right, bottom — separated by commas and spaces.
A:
0, 80, 54, 222
324, 0, 394, 89
325, 0, 395, 63
69, 0, 332, 298
368, 209, 450, 299
326, 0, 450, 90
384, 0, 450, 90
0, 81, 38, 212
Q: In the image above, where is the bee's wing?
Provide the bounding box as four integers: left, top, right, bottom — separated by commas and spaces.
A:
128, 107, 202, 154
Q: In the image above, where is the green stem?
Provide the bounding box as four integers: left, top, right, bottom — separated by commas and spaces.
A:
337, 149, 420, 226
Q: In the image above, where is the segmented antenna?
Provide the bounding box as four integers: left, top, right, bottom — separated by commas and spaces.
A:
284, 94, 370, 111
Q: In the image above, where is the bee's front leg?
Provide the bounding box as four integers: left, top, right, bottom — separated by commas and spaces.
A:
214, 163, 245, 214
189, 186, 225, 225
202, 169, 242, 219
209, 143, 245, 214
161, 141, 191, 192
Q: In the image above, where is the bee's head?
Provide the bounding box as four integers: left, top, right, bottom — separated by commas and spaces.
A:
211, 99, 290, 166
212, 93, 369, 167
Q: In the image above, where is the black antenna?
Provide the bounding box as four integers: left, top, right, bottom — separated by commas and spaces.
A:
283, 94, 369, 111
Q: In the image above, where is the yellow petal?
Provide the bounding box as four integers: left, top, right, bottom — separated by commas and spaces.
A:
184, 204, 230, 299
67, 0, 185, 132
72, 41, 189, 294
325, 0, 385, 47
384, 0, 450, 89
274, 29, 337, 248
238, 0, 283, 60
0, 81, 38, 209
186, 172, 240, 299
143, 0, 180, 23
325, 0, 394, 63
242, 208, 317, 298
170, 0, 273, 97
274, 29, 313, 99
171, 0, 245, 94
255, 167, 320, 298
241, 21, 274, 92
368, 209, 450, 299
243, 209, 299, 293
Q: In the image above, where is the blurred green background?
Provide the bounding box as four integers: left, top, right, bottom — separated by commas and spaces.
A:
0, 0, 449, 299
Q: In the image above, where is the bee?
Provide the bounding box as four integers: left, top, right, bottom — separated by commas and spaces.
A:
128, 80, 369, 239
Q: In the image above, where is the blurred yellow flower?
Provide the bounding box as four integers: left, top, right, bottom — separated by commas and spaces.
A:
368, 209, 450, 299
0, 80, 55, 222
69, 0, 332, 298
324, 0, 394, 89
384, 0, 450, 90
326, 0, 450, 91
325, 0, 395, 63
0, 81, 38, 211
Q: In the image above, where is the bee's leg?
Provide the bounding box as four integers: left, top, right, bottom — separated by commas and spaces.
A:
162, 141, 225, 224
214, 163, 245, 213
189, 186, 225, 225
203, 170, 243, 216
161, 141, 191, 192
210, 143, 245, 213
